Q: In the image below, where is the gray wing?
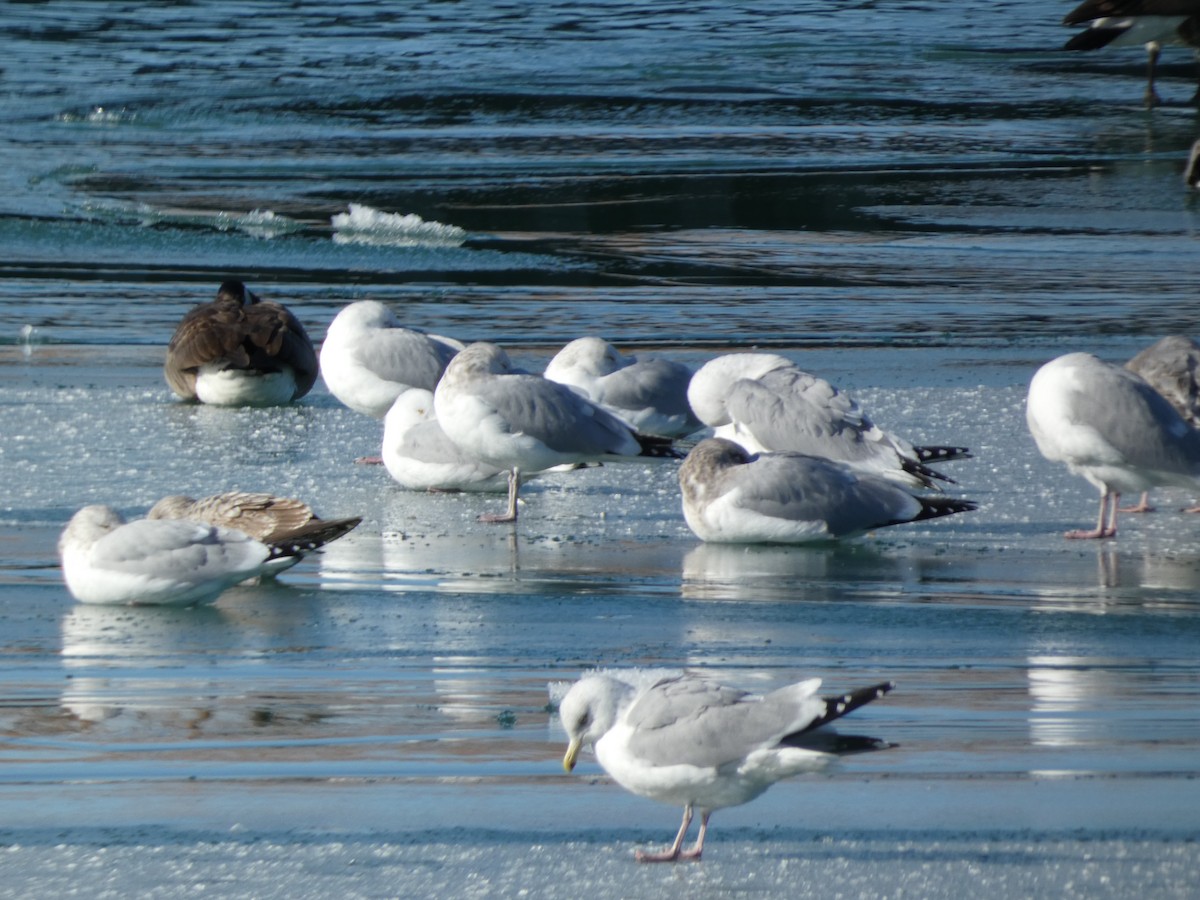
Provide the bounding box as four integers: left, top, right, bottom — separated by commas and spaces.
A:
623, 675, 822, 769
93, 519, 268, 581
400, 418, 481, 464
1080, 363, 1200, 472
353, 329, 457, 390
725, 369, 895, 464
596, 359, 694, 417
474, 374, 639, 455
729, 453, 925, 534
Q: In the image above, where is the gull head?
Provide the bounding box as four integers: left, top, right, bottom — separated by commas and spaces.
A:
58, 505, 126, 554
559, 675, 635, 772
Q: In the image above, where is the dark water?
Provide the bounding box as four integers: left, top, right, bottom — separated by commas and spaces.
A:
4, 0, 1200, 350
2, 3, 1199, 896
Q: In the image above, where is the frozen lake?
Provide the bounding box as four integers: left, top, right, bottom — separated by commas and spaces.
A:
3, 0, 1200, 895
2, 346, 1198, 897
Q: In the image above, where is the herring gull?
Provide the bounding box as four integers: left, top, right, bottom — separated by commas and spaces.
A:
164, 281, 318, 406
147, 491, 361, 548
678, 438, 977, 544
544, 336, 701, 438
1026, 351, 1200, 538
687, 353, 969, 490
434, 342, 679, 522
319, 300, 463, 417
559, 672, 894, 862
58, 505, 305, 606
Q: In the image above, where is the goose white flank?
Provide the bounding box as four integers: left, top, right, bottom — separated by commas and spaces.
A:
163, 280, 319, 407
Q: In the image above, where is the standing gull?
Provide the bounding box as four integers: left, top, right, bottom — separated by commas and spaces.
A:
319, 300, 463, 418
688, 353, 969, 490
164, 281, 318, 406
147, 491, 361, 548
678, 438, 977, 544
544, 336, 701, 438
1026, 351, 1200, 538
58, 505, 306, 606
1063, 1, 1200, 106
434, 342, 679, 522
559, 673, 893, 862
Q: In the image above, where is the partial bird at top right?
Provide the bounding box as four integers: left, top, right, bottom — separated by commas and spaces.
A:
1063, 1, 1200, 106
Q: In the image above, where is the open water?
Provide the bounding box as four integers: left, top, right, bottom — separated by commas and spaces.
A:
1, 2, 1199, 897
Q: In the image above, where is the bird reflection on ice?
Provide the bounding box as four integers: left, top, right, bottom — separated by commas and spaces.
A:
681, 543, 836, 601
1026, 655, 1123, 749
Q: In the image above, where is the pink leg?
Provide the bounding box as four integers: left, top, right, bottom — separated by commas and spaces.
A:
635, 805, 694, 863
479, 468, 520, 523
1065, 491, 1118, 539
676, 811, 710, 861
1119, 492, 1154, 514
354, 455, 383, 465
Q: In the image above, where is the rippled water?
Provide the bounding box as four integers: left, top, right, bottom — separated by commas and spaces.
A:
2, 2, 1199, 895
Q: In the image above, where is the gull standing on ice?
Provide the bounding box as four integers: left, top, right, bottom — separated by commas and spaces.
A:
59, 505, 308, 606
559, 673, 893, 862
164, 281, 318, 406
687, 353, 969, 490
147, 491, 361, 547
434, 342, 679, 522
381, 388, 512, 492
544, 336, 701, 438
1026, 351, 1200, 538
319, 300, 463, 417
678, 438, 977, 544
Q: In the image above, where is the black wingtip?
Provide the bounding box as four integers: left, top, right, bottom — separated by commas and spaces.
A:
791, 681, 895, 738
636, 432, 686, 459
914, 445, 972, 464
912, 496, 978, 522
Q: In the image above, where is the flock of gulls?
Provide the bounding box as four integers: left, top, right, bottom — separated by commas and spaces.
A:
50, 4, 1200, 860
53, 276, 1200, 857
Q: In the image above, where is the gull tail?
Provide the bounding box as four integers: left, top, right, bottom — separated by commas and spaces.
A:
635, 433, 686, 460
910, 495, 978, 523
266, 515, 362, 557
782, 681, 896, 754
900, 457, 956, 488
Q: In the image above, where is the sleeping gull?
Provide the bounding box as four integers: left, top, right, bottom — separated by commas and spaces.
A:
544, 336, 701, 438
381, 388, 512, 492
147, 491, 361, 547
559, 672, 894, 862
58, 505, 307, 606
678, 438, 977, 544
164, 280, 318, 406
1026, 351, 1200, 538
434, 342, 680, 522
1123, 335, 1200, 511
319, 300, 463, 417
687, 353, 969, 490
1062, 1, 1200, 107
